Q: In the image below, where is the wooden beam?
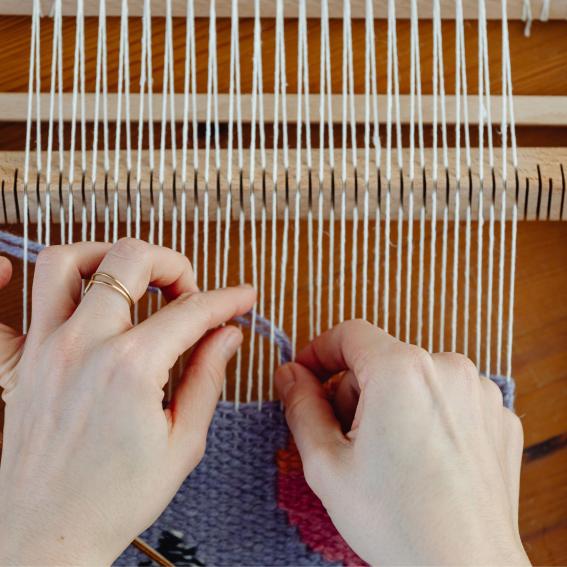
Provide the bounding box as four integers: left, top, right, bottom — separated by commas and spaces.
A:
0, 148, 565, 222
0, 94, 565, 127
2, 0, 567, 20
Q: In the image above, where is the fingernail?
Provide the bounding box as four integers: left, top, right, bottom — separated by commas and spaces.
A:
222, 327, 242, 356
276, 364, 296, 402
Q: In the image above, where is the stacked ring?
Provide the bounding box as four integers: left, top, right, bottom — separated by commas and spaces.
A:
84, 272, 135, 308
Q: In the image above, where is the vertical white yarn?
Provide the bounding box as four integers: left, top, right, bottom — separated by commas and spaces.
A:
67, 0, 86, 246
203, 0, 220, 294
78, 0, 87, 244
343, 0, 358, 322
292, 0, 310, 356
23, 0, 42, 333
451, 0, 471, 353
91, 0, 108, 242
180, 0, 192, 258
413, 0, 426, 347
388, 7, 404, 339
485, 196, 496, 374
317, 0, 335, 336
429, 0, 448, 353
275, 0, 290, 372
476, 0, 495, 368
134, 0, 151, 244
268, 0, 287, 399
185, 1, 198, 280
406, 0, 424, 343
110, 0, 128, 243
323, 0, 336, 331
383, 0, 394, 333
503, 0, 519, 380
158, 0, 177, 256
45, 0, 63, 248
338, 0, 348, 323
223, 0, 243, 400
362, 0, 379, 323
246, 0, 266, 404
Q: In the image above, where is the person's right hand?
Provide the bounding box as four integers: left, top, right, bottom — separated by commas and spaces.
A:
275, 320, 530, 566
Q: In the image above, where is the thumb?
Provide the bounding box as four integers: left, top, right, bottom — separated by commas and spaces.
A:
276, 362, 347, 480
168, 325, 242, 474
0, 257, 24, 391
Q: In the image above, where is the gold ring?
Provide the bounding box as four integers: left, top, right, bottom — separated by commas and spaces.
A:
84, 272, 134, 308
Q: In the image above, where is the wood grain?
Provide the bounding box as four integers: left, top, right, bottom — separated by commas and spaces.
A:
0, 17, 566, 96
3, 0, 567, 20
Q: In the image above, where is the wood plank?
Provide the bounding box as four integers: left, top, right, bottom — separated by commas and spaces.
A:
0, 18, 566, 98
2, 0, 567, 20
1, 93, 565, 126
1, 148, 565, 222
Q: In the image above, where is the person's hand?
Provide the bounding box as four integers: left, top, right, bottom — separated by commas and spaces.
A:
275, 320, 530, 566
0, 238, 256, 566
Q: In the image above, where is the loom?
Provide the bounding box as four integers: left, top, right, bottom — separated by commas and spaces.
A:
0, 1, 565, 564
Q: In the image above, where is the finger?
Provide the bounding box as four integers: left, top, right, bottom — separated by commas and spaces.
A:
75, 238, 197, 337
276, 362, 346, 479
503, 410, 524, 526
430, 352, 483, 412
0, 256, 12, 289
168, 326, 242, 475
333, 370, 361, 432
31, 242, 112, 336
295, 319, 399, 386
480, 377, 506, 447
125, 285, 256, 373
0, 257, 23, 390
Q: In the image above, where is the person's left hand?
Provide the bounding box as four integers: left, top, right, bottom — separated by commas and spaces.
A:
0, 239, 256, 565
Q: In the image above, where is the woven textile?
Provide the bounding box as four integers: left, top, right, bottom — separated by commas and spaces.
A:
117, 401, 341, 567
117, 372, 514, 567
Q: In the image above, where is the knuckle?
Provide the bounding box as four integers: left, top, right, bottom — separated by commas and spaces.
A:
96, 335, 143, 383
284, 390, 311, 427
189, 358, 224, 395
110, 335, 143, 372
48, 323, 88, 369
180, 253, 193, 273
445, 353, 478, 378
504, 411, 524, 443
341, 318, 376, 334
483, 378, 505, 407
405, 344, 434, 374
302, 444, 336, 490
109, 237, 147, 261
35, 245, 68, 273
178, 292, 212, 323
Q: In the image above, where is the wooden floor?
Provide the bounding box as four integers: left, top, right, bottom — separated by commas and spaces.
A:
0, 13, 565, 566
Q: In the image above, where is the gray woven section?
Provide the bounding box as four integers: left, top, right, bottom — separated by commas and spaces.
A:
490, 375, 516, 410
116, 401, 335, 566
